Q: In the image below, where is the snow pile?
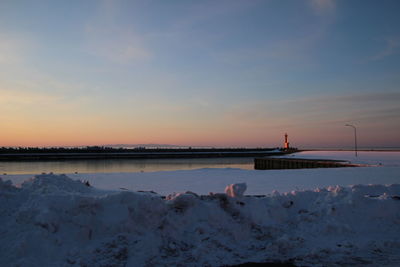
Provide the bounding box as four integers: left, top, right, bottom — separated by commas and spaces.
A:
225, 182, 247, 198
289, 151, 400, 167
21, 173, 93, 194
1, 174, 400, 266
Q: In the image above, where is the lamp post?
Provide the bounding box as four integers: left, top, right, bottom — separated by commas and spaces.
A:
345, 124, 357, 157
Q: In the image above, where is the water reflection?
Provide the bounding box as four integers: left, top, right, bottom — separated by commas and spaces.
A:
0, 157, 254, 175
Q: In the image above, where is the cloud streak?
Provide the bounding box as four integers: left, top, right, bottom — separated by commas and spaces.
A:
309, 0, 336, 16
85, 26, 151, 63
0, 33, 33, 65
223, 91, 400, 129
84, 0, 151, 64
370, 37, 400, 61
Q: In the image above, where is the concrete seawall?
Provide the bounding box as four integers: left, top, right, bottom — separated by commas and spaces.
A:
0, 149, 287, 161
254, 157, 359, 170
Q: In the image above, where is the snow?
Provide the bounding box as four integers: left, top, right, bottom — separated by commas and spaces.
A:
1, 151, 400, 266
225, 183, 247, 198
6, 166, 400, 196
0, 174, 399, 266
5, 151, 400, 196
286, 150, 400, 167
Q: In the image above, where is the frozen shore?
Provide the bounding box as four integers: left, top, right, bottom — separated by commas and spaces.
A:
1, 174, 399, 266
5, 150, 400, 196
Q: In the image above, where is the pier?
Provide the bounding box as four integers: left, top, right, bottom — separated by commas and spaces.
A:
0, 148, 288, 161
254, 157, 359, 170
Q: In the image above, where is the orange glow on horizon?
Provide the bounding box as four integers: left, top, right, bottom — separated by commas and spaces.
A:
1, 106, 399, 148
0, 126, 367, 148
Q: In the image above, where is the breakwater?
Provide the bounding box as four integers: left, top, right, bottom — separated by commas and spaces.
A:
254, 157, 359, 170
0, 148, 287, 161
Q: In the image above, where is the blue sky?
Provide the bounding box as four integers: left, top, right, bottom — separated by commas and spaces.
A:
0, 0, 399, 148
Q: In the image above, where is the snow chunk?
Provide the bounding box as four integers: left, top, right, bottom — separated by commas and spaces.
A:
166, 191, 199, 211
21, 173, 93, 195
0, 177, 17, 192
225, 183, 247, 198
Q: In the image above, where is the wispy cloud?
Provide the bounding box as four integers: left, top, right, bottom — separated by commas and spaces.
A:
283, 91, 400, 123
370, 37, 400, 61
222, 91, 400, 129
0, 76, 93, 111
85, 27, 151, 63
171, 0, 259, 31
0, 33, 32, 65
0, 88, 60, 110
214, 1, 337, 68
309, 0, 336, 16
84, 0, 151, 64
321, 91, 400, 103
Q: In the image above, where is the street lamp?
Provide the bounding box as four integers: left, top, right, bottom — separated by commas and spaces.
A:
345, 124, 358, 157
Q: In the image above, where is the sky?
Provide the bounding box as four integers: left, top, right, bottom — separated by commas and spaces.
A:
0, 0, 399, 148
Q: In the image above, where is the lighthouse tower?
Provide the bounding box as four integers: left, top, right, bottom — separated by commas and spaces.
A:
284, 133, 290, 149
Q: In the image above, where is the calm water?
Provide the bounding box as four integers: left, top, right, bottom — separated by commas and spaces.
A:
3, 151, 400, 194
0, 157, 254, 175
3, 151, 399, 175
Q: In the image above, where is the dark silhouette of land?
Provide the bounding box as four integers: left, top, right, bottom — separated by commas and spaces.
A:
0, 146, 293, 161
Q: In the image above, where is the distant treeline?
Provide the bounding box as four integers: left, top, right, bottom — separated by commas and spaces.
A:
0, 146, 126, 154
0, 146, 279, 154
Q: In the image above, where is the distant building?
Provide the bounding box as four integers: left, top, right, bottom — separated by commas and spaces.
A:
284, 133, 290, 149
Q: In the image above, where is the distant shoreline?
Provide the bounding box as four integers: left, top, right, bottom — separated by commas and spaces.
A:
1, 147, 399, 161
0, 147, 291, 161
302, 148, 400, 152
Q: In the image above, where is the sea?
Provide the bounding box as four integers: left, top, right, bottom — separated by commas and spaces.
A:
0, 157, 254, 175
1, 149, 399, 175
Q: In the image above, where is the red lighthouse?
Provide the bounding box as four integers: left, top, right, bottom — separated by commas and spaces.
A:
284, 133, 290, 149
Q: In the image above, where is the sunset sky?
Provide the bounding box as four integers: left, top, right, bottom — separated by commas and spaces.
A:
1, 0, 399, 148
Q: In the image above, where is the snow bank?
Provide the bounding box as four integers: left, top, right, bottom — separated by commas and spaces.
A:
1, 174, 400, 266
289, 151, 400, 167
9, 165, 400, 196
